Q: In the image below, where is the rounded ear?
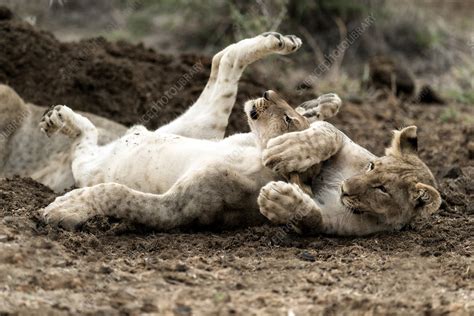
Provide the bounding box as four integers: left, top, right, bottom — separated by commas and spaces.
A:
414, 183, 441, 217
385, 126, 418, 157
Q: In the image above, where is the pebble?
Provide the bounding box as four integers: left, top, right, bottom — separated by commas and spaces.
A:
299, 251, 316, 262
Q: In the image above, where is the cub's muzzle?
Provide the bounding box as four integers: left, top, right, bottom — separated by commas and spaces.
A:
250, 105, 258, 120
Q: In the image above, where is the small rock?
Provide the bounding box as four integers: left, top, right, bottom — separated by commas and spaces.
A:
38, 240, 55, 249
417, 85, 446, 104
52, 303, 70, 311
442, 166, 463, 179
235, 283, 245, 290
173, 304, 192, 316
99, 265, 114, 274
175, 263, 188, 272
53, 260, 72, 268
298, 251, 316, 262
141, 299, 158, 313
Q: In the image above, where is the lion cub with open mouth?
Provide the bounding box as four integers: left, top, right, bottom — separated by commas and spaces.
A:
245, 90, 337, 194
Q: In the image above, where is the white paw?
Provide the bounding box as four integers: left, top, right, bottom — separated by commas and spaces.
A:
261, 32, 302, 55
258, 181, 310, 224
39, 105, 78, 137
262, 135, 316, 175
40, 188, 95, 230
296, 93, 342, 121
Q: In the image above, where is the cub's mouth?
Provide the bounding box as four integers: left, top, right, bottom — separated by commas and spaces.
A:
340, 195, 366, 215
350, 208, 365, 215
244, 97, 265, 121
340, 183, 368, 215
250, 105, 258, 120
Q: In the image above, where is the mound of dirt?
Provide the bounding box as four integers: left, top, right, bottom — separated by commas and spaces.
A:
0, 6, 472, 315
367, 55, 416, 97
0, 8, 269, 135
366, 55, 445, 104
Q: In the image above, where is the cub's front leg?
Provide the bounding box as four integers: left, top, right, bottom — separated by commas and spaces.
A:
258, 181, 322, 234
258, 181, 390, 236
263, 121, 344, 175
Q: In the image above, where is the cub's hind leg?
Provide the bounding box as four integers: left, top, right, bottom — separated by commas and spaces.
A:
157, 32, 302, 139
42, 164, 262, 230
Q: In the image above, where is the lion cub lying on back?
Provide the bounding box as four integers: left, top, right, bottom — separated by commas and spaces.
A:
40, 87, 441, 236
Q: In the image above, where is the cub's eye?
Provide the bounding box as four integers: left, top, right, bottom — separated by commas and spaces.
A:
376, 185, 388, 194
284, 114, 293, 125
367, 162, 375, 171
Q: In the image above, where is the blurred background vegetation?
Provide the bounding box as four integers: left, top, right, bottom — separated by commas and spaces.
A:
1, 0, 473, 106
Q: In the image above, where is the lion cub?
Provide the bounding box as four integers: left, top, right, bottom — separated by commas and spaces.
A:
245, 90, 338, 194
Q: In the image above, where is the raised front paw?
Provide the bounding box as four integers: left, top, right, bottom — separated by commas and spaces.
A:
296, 93, 342, 121
258, 181, 316, 224
262, 132, 316, 174
261, 32, 302, 55
40, 104, 79, 138
40, 188, 96, 230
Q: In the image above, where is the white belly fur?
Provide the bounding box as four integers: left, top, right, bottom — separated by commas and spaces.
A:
79, 130, 267, 194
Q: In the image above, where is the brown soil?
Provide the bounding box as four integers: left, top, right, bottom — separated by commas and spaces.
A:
0, 8, 473, 315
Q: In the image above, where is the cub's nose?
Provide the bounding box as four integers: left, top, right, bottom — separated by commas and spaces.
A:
263, 91, 270, 100
341, 182, 349, 197
250, 105, 258, 120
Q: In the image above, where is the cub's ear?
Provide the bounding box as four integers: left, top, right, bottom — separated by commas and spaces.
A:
414, 183, 441, 217
385, 126, 418, 156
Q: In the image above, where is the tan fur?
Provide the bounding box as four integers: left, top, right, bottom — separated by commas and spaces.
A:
260, 125, 441, 235
341, 126, 441, 224
0, 84, 127, 191
244, 90, 333, 194
245, 90, 311, 148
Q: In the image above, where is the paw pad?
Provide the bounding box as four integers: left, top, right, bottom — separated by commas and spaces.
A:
261, 32, 302, 55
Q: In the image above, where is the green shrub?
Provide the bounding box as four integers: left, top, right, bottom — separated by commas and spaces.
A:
445, 90, 474, 105
440, 107, 459, 122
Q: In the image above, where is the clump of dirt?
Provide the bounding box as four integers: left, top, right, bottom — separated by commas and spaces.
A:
0, 6, 13, 20
0, 7, 472, 315
366, 56, 445, 104
367, 56, 416, 97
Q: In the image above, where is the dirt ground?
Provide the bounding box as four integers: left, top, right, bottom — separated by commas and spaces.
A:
0, 8, 473, 315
